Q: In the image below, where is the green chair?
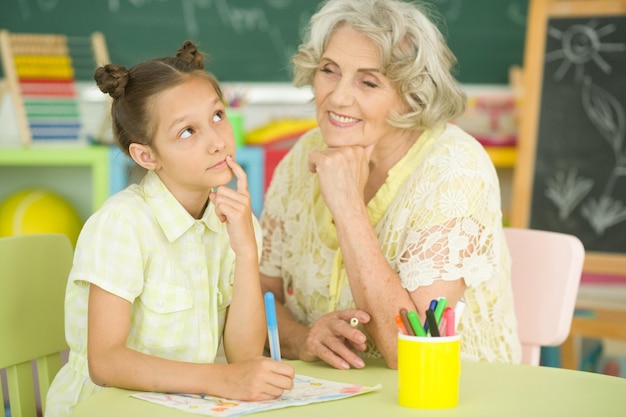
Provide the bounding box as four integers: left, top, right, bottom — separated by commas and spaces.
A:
0, 234, 73, 417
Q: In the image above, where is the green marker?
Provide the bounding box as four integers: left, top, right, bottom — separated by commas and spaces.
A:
407, 310, 426, 336
434, 297, 448, 325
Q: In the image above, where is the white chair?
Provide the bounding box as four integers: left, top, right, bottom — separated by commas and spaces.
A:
504, 227, 585, 366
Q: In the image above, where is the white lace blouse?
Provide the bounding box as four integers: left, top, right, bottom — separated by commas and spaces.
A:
260, 124, 521, 364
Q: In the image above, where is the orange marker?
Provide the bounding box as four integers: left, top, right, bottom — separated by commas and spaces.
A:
394, 314, 408, 335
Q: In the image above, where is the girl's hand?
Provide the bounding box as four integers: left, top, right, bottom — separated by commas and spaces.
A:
215, 357, 295, 401
209, 156, 255, 254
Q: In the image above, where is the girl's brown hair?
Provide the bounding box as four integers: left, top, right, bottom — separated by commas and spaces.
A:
94, 41, 223, 156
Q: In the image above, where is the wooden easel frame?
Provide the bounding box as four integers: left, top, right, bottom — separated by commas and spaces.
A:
0, 31, 109, 146
511, 0, 626, 275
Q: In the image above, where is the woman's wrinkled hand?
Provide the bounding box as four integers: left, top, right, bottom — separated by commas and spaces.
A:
298, 309, 371, 370
307, 145, 374, 215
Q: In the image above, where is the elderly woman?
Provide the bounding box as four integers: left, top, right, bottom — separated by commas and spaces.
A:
260, 0, 521, 369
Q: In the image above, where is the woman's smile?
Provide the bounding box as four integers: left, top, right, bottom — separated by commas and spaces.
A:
329, 111, 360, 126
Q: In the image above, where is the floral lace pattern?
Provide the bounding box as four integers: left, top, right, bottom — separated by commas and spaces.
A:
260, 125, 521, 363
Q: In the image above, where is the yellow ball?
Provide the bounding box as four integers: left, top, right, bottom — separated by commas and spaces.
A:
0, 189, 83, 246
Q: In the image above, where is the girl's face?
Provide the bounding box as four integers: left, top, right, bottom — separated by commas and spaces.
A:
149, 76, 235, 196
313, 25, 408, 149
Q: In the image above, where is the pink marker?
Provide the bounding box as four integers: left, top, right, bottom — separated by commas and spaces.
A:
443, 307, 455, 336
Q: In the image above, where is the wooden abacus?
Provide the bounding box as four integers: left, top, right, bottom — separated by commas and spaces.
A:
0, 31, 109, 146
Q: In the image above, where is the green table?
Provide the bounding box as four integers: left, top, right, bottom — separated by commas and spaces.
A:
71, 359, 626, 416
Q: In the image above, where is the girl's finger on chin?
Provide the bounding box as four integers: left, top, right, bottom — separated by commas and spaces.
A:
226, 155, 243, 175
227, 156, 249, 193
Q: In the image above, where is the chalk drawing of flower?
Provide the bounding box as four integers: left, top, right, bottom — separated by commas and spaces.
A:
582, 76, 626, 196
582, 76, 625, 156
581, 195, 626, 235
545, 20, 626, 83
544, 168, 594, 220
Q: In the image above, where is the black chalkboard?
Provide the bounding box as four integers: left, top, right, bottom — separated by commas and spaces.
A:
531, 16, 626, 255
512, 0, 626, 275
0, 0, 527, 84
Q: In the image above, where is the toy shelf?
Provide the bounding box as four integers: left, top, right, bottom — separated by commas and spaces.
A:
0, 145, 129, 221
0, 145, 264, 221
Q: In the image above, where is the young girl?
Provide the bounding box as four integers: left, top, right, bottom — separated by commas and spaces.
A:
45, 41, 294, 417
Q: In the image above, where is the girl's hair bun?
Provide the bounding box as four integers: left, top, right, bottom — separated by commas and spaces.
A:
94, 64, 130, 99
176, 40, 204, 70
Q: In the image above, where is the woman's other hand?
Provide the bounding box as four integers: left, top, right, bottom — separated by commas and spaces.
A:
299, 309, 371, 370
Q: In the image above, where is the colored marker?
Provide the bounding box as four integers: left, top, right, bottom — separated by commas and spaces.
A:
399, 308, 415, 336
423, 299, 438, 332
454, 300, 466, 331
434, 297, 448, 325
264, 292, 281, 361
426, 309, 440, 337
443, 307, 455, 336
394, 314, 408, 335
407, 310, 427, 337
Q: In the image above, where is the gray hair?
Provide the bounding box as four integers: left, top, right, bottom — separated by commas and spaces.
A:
293, 0, 466, 130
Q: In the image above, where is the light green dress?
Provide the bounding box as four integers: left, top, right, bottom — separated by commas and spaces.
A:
46, 170, 261, 417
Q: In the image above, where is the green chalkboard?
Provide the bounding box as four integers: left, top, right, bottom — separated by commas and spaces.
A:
0, 0, 527, 84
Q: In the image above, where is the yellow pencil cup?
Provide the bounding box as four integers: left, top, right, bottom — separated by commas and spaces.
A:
397, 333, 461, 409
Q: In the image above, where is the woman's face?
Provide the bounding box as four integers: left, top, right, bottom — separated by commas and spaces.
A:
313, 25, 408, 148
150, 76, 236, 194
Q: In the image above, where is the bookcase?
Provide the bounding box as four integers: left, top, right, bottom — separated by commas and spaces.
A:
0, 146, 128, 222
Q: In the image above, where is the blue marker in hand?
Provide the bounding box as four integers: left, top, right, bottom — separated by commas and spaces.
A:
264, 292, 281, 361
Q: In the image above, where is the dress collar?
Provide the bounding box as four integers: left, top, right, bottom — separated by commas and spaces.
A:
141, 170, 221, 242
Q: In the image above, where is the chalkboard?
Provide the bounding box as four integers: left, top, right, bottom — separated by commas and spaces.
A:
0, 0, 527, 84
512, 0, 626, 275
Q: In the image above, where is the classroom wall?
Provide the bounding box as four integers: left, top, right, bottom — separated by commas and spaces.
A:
0, 0, 528, 84
0, 0, 523, 221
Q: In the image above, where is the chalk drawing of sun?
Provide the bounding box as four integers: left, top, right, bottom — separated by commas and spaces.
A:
544, 19, 626, 82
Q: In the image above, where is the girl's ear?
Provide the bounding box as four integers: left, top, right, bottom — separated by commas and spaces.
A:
129, 143, 158, 171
